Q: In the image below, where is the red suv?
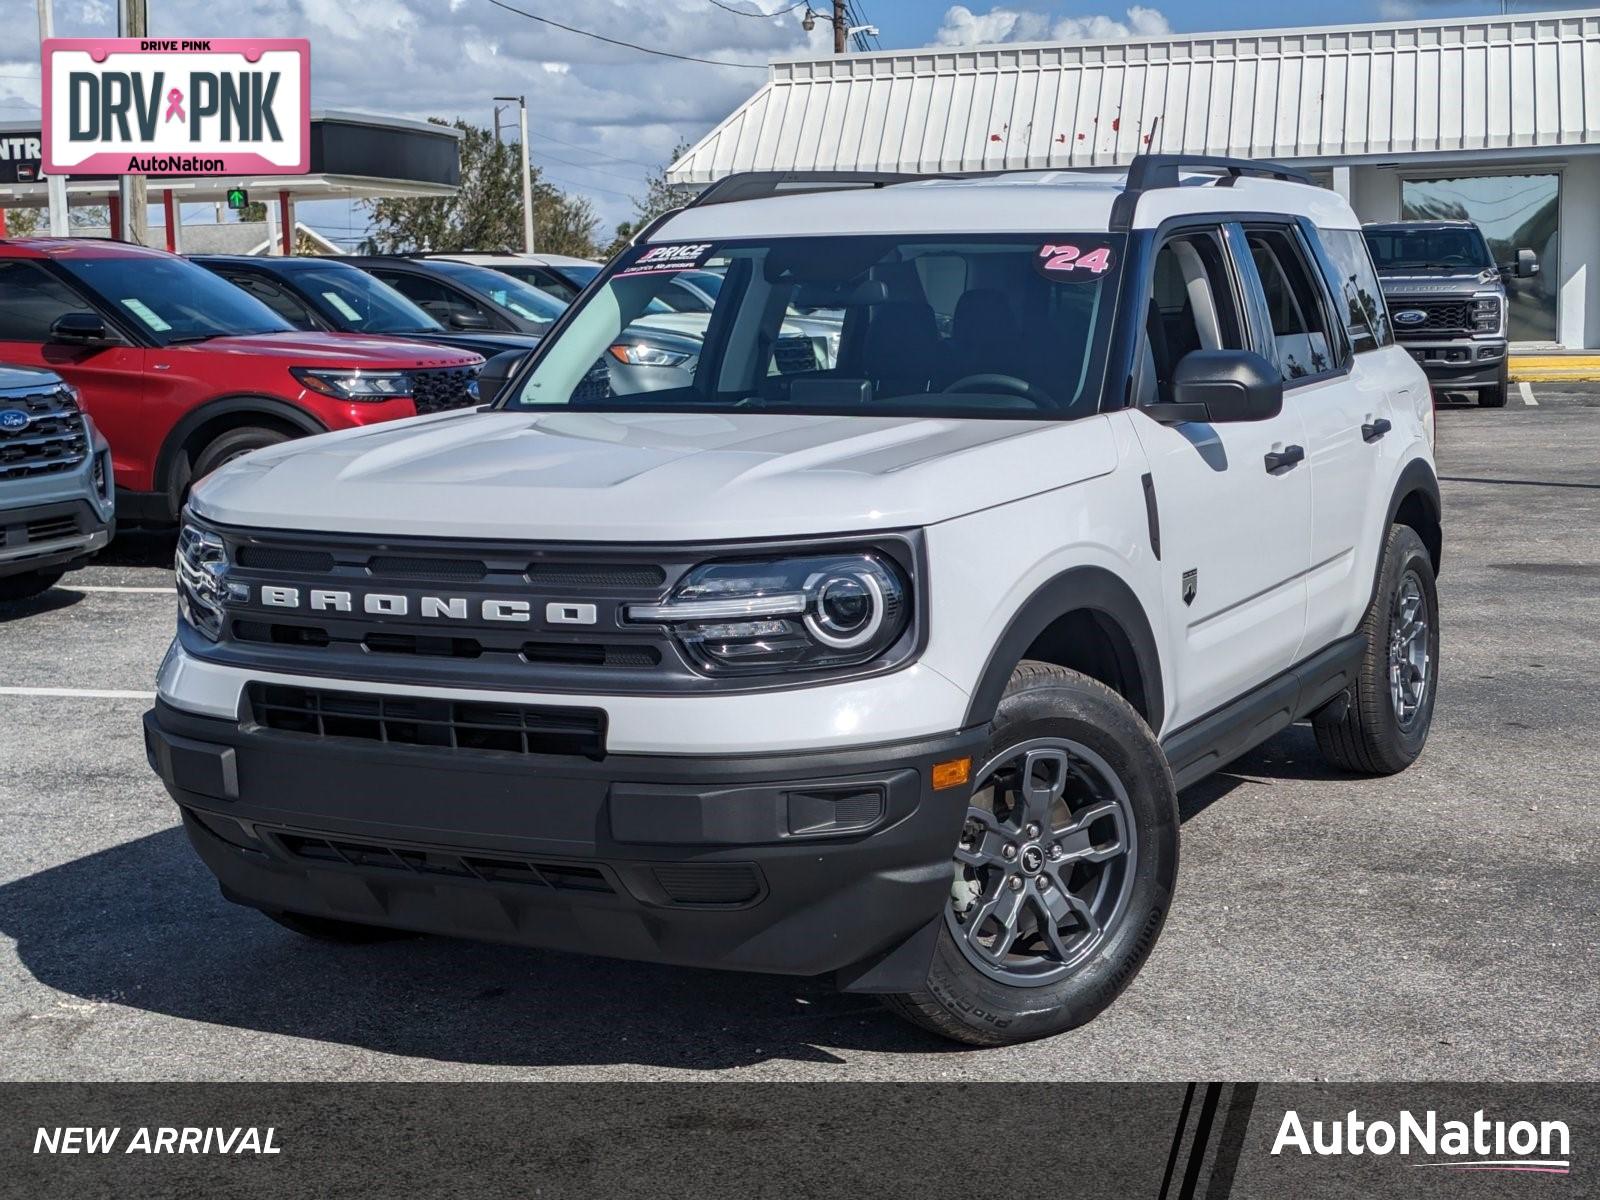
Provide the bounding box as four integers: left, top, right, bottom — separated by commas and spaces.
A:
0, 238, 484, 522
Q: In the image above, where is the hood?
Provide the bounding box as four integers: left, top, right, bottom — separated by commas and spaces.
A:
175, 331, 484, 368
0, 365, 63, 393
1376, 270, 1501, 298
367, 330, 541, 358
191, 408, 1120, 542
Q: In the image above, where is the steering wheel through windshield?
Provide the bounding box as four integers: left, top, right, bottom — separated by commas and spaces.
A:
941, 373, 1055, 409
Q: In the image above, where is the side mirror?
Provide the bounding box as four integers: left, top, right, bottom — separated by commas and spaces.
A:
449, 310, 493, 330
49, 311, 108, 344
1148, 349, 1283, 424
476, 349, 527, 405
1515, 248, 1539, 278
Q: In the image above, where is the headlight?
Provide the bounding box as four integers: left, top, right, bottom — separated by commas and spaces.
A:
290, 367, 415, 400
608, 343, 692, 368
1472, 297, 1501, 333
175, 520, 230, 641
626, 552, 910, 675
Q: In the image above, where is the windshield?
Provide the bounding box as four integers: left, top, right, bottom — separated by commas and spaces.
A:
59, 255, 292, 345
428, 261, 567, 327
501, 234, 1121, 420
1363, 226, 1494, 273
294, 266, 441, 334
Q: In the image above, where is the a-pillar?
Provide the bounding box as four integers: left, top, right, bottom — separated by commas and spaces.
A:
278, 190, 294, 256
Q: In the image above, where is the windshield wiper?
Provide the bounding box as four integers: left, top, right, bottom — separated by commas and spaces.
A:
163, 332, 224, 344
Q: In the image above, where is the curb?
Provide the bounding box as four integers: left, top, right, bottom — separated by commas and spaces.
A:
1509, 354, 1600, 382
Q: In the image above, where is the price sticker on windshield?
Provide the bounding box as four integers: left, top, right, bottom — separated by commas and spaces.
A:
617, 242, 716, 278
1034, 242, 1115, 280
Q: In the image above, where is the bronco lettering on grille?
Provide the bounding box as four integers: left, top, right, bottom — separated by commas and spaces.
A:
251, 586, 596, 626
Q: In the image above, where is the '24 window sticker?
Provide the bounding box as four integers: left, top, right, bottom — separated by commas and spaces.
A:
1033, 241, 1115, 281
617, 242, 716, 278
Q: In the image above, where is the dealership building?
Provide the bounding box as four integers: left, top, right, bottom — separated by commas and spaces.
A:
671, 8, 1600, 349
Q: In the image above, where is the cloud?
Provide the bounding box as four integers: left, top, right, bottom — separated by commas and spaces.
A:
933, 4, 1171, 47
5, 0, 823, 234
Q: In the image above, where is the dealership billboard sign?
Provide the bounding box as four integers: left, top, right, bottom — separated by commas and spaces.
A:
41, 38, 309, 176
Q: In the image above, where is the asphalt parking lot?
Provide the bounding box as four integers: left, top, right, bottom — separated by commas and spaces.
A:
2, 387, 1597, 1083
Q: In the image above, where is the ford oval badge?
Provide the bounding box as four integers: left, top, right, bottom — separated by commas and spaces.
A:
0, 409, 32, 432
1393, 309, 1428, 326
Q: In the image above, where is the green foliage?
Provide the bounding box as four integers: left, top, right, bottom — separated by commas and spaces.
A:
362, 119, 600, 258
3, 208, 41, 236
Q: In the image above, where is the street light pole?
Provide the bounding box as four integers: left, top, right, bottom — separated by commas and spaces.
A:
495, 94, 535, 255
35, 0, 70, 235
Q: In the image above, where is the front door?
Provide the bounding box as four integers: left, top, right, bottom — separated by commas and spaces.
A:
1128, 225, 1312, 729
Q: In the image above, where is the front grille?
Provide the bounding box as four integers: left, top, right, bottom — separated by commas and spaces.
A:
525, 561, 665, 588
410, 366, 480, 414
0, 386, 89, 480
26, 515, 80, 542
272, 830, 616, 894
236, 545, 336, 572
573, 359, 612, 404
1391, 299, 1471, 337
248, 683, 606, 759
773, 335, 819, 375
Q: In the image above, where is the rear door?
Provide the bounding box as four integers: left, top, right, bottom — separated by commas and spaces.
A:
1129, 224, 1312, 728
0, 260, 151, 487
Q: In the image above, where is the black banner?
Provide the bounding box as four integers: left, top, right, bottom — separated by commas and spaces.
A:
2, 1083, 1594, 1199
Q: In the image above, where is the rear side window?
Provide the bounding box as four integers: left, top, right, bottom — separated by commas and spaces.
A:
1243, 228, 1339, 383
1316, 229, 1392, 352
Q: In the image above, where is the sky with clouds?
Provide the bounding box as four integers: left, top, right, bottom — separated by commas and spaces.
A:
2, 0, 1589, 244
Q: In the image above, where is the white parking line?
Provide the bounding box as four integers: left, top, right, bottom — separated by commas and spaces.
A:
1519, 382, 1539, 406
0, 686, 156, 700
71, 585, 172, 594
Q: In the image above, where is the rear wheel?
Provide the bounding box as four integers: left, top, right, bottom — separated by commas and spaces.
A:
883, 662, 1178, 1046
190, 426, 291, 485
1314, 524, 1439, 774
0, 569, 66, 601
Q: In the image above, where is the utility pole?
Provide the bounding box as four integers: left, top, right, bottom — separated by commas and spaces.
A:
833, 0, 846, 54
119, 0, 149, 244
36, 0, 70, 235
495, 94, 535, 254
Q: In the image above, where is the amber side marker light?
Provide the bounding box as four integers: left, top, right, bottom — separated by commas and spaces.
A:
932, 757, 972, 791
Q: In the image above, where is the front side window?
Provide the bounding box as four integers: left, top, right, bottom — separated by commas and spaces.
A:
224, 273, 317, 329
1242, 229, 1338, 383
54, 255, 291, 345
427, 261, 566, 328
1137, 230, 1244, 406
1315, 229, 1392, 353
502, 234, 1122, 420
0, 262, 96, 342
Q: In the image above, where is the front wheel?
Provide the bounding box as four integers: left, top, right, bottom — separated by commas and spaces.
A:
883, 662, 1178, 1046
190, 426, 291, 485
1479, 364, 1510, 407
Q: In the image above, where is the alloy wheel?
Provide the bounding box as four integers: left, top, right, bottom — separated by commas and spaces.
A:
946, 737, 1137, 986
1388, 568, 1431, 727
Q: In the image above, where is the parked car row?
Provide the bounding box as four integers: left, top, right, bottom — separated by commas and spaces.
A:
0, 236, 609, 599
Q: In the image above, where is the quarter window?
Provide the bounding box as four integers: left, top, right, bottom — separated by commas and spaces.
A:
1244, 228, 1339, 382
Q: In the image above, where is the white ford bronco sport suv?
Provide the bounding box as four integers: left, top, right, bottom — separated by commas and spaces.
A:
145, 157, 1442, 1046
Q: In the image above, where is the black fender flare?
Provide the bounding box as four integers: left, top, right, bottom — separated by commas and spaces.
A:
962, 565, 1165, 734
1383, 455, 1442, 572
154, 394, 327, 511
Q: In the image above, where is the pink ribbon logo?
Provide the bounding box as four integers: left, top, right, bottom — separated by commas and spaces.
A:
164, 88, 185, 123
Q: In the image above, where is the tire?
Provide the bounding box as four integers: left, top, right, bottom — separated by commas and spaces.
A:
190, 426, 291, 484
883, 662, 1179, 1046
263, 911, 419, 944
1313, 524, 1439, 775
1479, 365, 1509, 407
0, 569, 67, 601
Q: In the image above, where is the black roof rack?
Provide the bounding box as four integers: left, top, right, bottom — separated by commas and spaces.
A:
1110, 154, 1313, 230
688, 170, 966, 209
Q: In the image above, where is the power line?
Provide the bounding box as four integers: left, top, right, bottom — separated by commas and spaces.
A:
529, 131, 656, 170
706, 0, 808, 16
482, 0, 767, 70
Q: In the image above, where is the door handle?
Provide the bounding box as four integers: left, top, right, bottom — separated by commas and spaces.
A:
1264, 445, 1305, 474
1362, 418, 1392, 443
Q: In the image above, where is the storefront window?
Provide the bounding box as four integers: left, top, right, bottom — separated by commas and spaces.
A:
1401, 174, 1559, 342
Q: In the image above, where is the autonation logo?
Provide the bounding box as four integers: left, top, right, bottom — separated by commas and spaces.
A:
1273, 1108, 1571, 1175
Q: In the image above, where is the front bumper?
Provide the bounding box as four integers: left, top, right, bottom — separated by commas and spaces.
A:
0, 498, 113, 578
1398, 338, 1507, 388
145, 699, 984, 988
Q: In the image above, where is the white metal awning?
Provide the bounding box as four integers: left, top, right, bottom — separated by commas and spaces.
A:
669, 8, 1600, 185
